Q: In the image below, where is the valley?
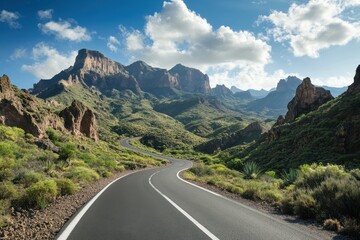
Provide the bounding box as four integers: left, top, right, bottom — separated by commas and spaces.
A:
0, 48, 359, 239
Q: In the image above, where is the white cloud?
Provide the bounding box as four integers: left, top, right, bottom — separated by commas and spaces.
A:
312, 74, 354, 87
38, 9, 53, 19
10, 48, 27, 60
107, 36, 120, 52
208, 64, 298, 90
21, 43, 77, 79
122, 0, 271, 70
39, 20, 91, 42
0, 10, 21, 28
261, 0, 360, 58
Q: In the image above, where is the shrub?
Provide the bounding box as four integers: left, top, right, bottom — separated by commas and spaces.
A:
0, 126, 24, 141
59, 142, 77, 160
313, 175, 360, 220
341, 218, 360, 238
323, 219, 342, 232
13, 170, 46, 188
55, 178, 76, 196
293, 190, 316, 219
64, 166, 100, 184
46, 128, 60, 143
0, 182, 18, 200
189, 163, 214, 177
350, 168, 360, 181
0, 157, 15, 181
265, 171, 277, 179
25, 179, 58, 209
297, 164, 347, 189
242, 162, 261, 179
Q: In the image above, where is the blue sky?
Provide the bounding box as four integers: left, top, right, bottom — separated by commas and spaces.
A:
1, 0, 360, 90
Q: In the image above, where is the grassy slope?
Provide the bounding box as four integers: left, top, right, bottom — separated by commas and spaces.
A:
226, 92, 360, 171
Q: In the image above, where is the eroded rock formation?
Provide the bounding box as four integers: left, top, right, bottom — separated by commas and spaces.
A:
0, 75, 64, 138
59, 100, 99, 141
285, 77, 333, 122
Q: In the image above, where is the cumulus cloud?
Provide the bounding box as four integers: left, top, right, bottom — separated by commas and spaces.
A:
0, 10, 21, 28
261, 0, 360, 58
38, 9, 53, 19
21, 43, 77, 79
208, 63, 297, 90
10, 48, 27, 60
123, 0, 271, 70
39, 20, 91, 42
107, 36, 120, 52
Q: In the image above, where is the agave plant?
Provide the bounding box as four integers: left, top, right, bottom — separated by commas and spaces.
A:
281, 168, 299, 186
242, 162, 262, 179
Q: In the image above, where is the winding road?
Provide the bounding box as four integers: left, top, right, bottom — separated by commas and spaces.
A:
56, 138, 322, 240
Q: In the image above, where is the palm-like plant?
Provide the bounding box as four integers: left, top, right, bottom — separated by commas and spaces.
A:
281, 168, 299, 186
242, 162, 261, 179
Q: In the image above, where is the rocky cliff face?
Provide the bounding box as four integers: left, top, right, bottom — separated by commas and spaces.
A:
285, 77, 334, 122
125, 61, 179, 94
0, 75, 64, 138
59, 100, 99, 141
346, 65, 360, 95
32, 49, 140, 98
169, 64, 211, 94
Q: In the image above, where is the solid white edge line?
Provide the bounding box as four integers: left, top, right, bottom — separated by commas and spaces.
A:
149, 171, 220, 240
57, 171, 137, 240
176, 169, 323, 240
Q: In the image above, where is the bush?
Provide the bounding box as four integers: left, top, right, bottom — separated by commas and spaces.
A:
264, 170, 277, 179
323, 219, 342, 232
25, 179, 58, 209
0, 182, 18, 200
242, 162, 261, 179
341, 218, 360, 238
55, 178, 76, 196
46, 128, 60, 143
189, 163, 214, 177
297, 164, 347, 189
0, 157, 15, 181
313, 175, 360, 220
64, 166, 100, 184
13, 170, 45, 188
59, 142, 77, 160
293, 190, 316, 219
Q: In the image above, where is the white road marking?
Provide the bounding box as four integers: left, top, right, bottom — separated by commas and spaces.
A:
149, 171, 220, 240
57, 172, 136, 240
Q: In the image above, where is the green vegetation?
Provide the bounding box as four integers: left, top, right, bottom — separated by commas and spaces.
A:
0, 125, 163, 227
185, 162, 360, 237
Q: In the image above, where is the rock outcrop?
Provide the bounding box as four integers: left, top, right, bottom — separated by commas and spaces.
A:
59, 100, 99, 141
285, 77, 334, 122
169, 64, 211, 94
125, 61, 179, 95
0, 75, 64, 138
346, 65, 360, 95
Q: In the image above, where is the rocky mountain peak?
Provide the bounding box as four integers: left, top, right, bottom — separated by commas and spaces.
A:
276, 76, 302, 92
169, 64, 211, 94
346, 65, 360, 95
59, 100, 99, 141
213, 84, 233, 99
285, 77, 334, 121
73, 49, 125, 76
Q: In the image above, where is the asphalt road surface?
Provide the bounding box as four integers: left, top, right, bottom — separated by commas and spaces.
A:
56, 138, 322, 240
